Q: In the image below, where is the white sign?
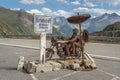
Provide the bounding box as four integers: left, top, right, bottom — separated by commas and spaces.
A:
34, 15, 52, 33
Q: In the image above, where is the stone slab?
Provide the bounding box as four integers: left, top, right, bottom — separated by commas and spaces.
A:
17, 56, 24, 71
47, 61, 62, 71
70, 63, 81, 71
26, 61, 37, 73
57, 60, 69, 69
36, 64, 52, 72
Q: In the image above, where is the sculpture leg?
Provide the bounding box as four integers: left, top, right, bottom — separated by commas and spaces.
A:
65, 44, 70, 56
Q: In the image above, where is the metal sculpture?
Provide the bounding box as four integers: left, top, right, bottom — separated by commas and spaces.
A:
67, 13, 91, 65
45, 13, 91, 65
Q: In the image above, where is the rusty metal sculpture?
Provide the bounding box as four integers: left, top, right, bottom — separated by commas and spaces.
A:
45, 13, 91, 64
67, 13, 91, 24
67, 13, 91, 65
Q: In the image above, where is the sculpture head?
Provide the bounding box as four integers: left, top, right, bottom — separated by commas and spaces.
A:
73, 28, 78, 34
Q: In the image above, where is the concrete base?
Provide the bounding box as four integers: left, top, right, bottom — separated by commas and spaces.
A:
36, 64, 52, 72
21, 58, 97, 73
47, 61, 62, 71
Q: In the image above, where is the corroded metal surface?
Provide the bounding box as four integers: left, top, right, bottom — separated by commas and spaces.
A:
67, 13, 91, 66
67, 14, 91, 24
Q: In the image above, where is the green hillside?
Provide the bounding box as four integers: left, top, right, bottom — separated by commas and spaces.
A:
0, 7, 34, 36
91, 22, 120, 37
0, 7, 63, 38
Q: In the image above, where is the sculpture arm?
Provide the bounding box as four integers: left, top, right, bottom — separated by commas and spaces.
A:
69, 36, 78, 42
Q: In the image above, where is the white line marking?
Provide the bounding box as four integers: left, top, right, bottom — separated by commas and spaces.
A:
0, 43, 39, 49
52, 71, 80, 80
111, 76, 119, 80
90, 54, 120, 62
97, 69, 120, 80
30, 74, 38, 80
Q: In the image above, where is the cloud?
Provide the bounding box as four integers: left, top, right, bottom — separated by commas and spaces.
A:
27, 6, 120, 18
56, 0, 80, 5
71, 1, 80, 5
111, 0, 120, 6
73, 7, 120, 17
10, 8, 21, 11
27, 9, 43, 14
86, 0, 120, 7
53, 10, 73, 18
19, 0, 46, 5
83, 0, 96, 7
27, 8, 73, 18
56, 0, 69, 4
41, 7, 52, 13
73, 7, 113, 15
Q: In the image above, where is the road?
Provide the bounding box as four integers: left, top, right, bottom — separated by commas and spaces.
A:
0, 39, 120, 80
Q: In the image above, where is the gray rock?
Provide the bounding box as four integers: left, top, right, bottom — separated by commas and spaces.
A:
36, 64, 52, 72
17, 56, 24, 71
26, 61, 37, 73
91, 62, 97, 69
70, 63, 80, 71
47, 61, 62, 71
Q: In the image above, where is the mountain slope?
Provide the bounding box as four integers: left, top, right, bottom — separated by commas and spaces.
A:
86, 13, 120, 33
53, 17, 73, 35
91, 22, 120, 37
0, 7, 35, 35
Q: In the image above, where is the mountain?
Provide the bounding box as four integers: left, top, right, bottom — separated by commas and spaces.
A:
1, 6, 120, 37
91, 22, 120, 37
53, 13, 120, 34
53, 17, 73, 35
0, 7, 34, 36
86, 13, 120, 33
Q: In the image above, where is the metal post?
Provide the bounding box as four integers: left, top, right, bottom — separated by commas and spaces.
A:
77, 13, 85, 65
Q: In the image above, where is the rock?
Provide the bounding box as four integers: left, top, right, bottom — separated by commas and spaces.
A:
53, 68, 60, 71
23, 62, 28, 71
91, 62, 97, 69
47, 61, 62, 71
85, 60, 92, 66
74, 59, 82, 64
70, 63, 81, 71
36, 64, 52, 72
17, 56, 24, 71
26, 61, 37, 73
57, 60, 69, 69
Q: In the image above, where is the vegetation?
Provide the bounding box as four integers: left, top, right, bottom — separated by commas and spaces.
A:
0, 7, 63, 38
90, 22, 120, 37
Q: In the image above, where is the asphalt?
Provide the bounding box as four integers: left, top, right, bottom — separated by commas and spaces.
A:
0, 38, 120, 58
0, 39, 120, 80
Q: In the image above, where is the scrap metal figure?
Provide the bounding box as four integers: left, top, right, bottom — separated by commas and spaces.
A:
64, 28, 88, 56
45, 13, 90, 62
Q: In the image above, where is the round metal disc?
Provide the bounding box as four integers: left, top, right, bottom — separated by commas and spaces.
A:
67, 14, 91, 24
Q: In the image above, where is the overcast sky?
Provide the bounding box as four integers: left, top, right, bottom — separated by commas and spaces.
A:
0, 0, 120, 18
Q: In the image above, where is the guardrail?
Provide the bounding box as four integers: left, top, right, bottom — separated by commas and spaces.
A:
0, 35, 120, 43
89, 36, 120, 43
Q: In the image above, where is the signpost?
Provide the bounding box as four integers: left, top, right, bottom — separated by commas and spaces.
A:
34, 14, 52, 64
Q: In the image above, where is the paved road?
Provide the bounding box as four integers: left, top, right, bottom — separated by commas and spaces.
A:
0, 38, 120, 58
0, 44, 120, 80
0, 40, 120, 80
